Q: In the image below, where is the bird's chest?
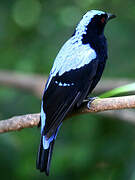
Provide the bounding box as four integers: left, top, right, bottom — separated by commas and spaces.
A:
88, 36, 107, 62
97, 43, 107, 61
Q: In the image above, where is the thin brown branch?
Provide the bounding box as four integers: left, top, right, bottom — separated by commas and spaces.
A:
71, 95, 135, 117
0, 113, 40, 133
0, 95, 135, 134
0, 70, 135, 131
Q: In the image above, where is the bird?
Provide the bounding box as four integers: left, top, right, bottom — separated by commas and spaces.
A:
36, 10, 116, 176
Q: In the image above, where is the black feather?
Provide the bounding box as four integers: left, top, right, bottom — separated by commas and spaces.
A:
42, 59, 99, 137
46, 91, 81, 138
37, 116, 41, 128
36, 135, 55, 176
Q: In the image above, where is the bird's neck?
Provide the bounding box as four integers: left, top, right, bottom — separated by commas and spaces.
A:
82, 32, 107, 61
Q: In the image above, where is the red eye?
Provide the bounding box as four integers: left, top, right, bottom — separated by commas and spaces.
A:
101, 17, 105, 23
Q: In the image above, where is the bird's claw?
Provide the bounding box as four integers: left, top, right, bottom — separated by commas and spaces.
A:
87, 97, 99, 109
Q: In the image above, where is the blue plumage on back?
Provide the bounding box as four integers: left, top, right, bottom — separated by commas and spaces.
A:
36, 10, 115, 176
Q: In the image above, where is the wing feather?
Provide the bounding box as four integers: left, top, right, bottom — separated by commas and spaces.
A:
45, 91, 81, 138
42, 58, 100, 138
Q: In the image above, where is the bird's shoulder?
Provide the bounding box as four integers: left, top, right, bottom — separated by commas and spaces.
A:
50, 36, 97, 77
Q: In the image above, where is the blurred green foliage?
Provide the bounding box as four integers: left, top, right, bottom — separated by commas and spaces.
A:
0, 0, 135, 180
100, 83, 135, 98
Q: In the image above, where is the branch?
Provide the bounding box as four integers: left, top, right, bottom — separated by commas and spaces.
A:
0, 95, 135, 133
0, 113, 40, 133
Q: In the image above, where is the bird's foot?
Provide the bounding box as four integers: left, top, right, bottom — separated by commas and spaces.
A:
86, 97, 99, 109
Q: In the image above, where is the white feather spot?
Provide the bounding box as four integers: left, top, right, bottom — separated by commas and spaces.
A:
63, 83, 67, 86
43, 135, 54, 149
55, 81, 75, 87
42, 124, 62, 149
59, 82, 63, 86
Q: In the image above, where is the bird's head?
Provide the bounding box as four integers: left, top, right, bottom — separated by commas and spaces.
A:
75, 10, 116, 41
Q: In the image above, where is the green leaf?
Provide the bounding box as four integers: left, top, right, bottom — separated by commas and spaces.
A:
99, 83, 135, 98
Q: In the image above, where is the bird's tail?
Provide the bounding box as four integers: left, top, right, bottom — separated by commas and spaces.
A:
36, 135, 55, 176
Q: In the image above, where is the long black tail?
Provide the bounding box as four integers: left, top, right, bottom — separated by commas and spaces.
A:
36, 136, 55, 176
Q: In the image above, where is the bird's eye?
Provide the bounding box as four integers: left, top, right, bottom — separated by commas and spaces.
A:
101, 17, 106, 24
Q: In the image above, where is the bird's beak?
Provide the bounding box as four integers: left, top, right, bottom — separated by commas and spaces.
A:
107, 13, 116, 21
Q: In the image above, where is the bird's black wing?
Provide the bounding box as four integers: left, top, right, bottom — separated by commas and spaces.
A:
42, 58, 99, 138
89, 60, 106, 94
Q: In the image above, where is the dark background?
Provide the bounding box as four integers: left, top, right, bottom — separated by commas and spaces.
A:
0, 0, 135, 180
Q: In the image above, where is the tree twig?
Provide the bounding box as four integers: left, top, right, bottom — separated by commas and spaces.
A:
0, 113, 40, 133
0, 95, 135, 134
